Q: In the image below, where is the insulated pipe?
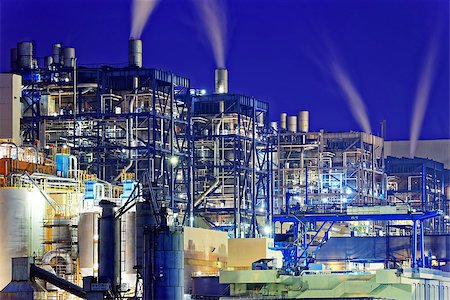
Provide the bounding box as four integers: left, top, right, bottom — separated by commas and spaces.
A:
215, 68, 228, 94
194, 179, 220, 207
128, 39, 142, 68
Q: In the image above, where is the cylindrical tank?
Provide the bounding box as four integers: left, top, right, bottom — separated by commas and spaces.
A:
98, 201, 116, 285
287, 116, 297, 133
78, 212, 99, 277
52, 43, 62, 65
154, 227, 184, 300
215, 68, 228, 94
0, 188, 45, 290
44, 56, 53, 69
298, 110, 309, 132
63, 48, 76, 68
128, 39, 143, 68
10, 48, 17, 71
125, 211, 136, 274
136, 202, 153, 269
17, 41, 33, 69
280, 113, 287, 130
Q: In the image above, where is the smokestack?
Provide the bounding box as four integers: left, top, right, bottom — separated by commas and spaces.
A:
17, 42, 33, 69
297, 111, 309, 133
287, 116, 297, 133
128, 39, 143, 68
280, 113, 287, 130
52, 43, 62, 65
63, 48, 76, 68
215, 68, 228, 94
44, 56, 53, 69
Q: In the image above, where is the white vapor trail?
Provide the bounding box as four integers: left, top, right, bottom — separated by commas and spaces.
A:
194, 0, 227, 68
330, 61, 372, 134
409, 39, 438, 157
130, 0, 160, 40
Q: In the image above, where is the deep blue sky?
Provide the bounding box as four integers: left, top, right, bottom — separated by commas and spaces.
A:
1, 0, 449, 140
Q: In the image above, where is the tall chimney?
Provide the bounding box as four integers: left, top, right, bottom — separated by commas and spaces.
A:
280, 113, 287, 130
128, 39, 142, 68
287, 116, 297, 133
215, 68, 228, 94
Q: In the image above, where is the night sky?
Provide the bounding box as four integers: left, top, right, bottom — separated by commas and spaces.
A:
1, 0, 449, 140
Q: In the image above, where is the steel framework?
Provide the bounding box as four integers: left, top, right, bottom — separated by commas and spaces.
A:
192, 94, 272, 238
17, 64, 193, 215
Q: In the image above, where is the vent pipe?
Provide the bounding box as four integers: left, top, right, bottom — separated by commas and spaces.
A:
128, 39, 142, 68
17, 42, 33, 69
63, 48, 76, 68
297, 110, 309, 132
287, 116, 297, 133
215, 68, 228, 94
52, 43, 62, 65
280, 113, 287, 130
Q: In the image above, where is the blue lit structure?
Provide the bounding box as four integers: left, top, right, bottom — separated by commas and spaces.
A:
386, 156, 449, 233
192, 93, 273, 238
14, 43, 193, 216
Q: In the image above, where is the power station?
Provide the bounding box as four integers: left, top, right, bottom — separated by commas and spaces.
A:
0, 37, 448, 300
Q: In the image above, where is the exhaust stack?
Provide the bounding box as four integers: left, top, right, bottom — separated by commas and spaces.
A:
128, 39, 142, 68
215, 68, 228, 94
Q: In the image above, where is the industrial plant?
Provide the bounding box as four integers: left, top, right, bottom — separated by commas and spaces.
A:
0, 4, 449, 299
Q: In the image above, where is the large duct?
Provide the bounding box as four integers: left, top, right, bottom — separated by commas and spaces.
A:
63, 48, 76, 68
287, 116, 297, 133
215, 68, 228, 94
297, 110, 309, 133
128, 39, 143, 68
52, 43, 62, 65
17, 42, 33, 69
280, 113, 287, 130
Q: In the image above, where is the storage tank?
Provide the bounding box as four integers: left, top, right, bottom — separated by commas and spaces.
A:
280, 113, 287, 130
298, 110, 309, 132
128, 39, 142, 68
0, 188, 45, 289
63, 48, 75, 68
154, 227, 184, 300
78, 212, 99, 277
287, 116, 297, 133
123, 211, 137, 288
17, 42, 33, 69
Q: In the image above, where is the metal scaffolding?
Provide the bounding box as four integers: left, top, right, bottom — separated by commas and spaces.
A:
386, 156, 449, 233
192, 94, 272, 238
18, 64, 193, 215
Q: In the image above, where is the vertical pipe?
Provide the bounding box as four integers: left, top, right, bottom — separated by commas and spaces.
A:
412, 220, 417, 268
251, 98, 257, 237
98, 200, 116, 289
419, 220, 425, 267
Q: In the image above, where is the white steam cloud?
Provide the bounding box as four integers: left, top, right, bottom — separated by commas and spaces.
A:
409, 39, 438, 157
194, 0, 227, 68
330, 61, 372, 134
130, 0, 160, 40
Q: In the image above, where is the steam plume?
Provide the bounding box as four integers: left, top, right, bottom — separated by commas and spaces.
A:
330, 61, 372, 134
409, 39, 438, 157
130, 0, 160, 40
194, 0, 227, 68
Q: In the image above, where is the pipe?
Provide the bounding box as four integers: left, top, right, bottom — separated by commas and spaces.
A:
30, 264, 87, 299
194, 179, 220, 207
